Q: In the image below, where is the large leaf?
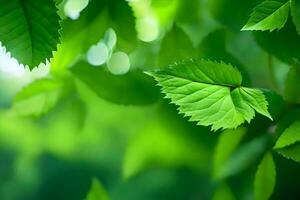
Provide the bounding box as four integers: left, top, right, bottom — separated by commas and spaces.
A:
254, 152, 276, 200
0, 0, 61, 68
274, 121, 300, 163
242, 1, 290, 31
291, 0, 300, 34
71, 61, 160, 105
148, 59, 272, 131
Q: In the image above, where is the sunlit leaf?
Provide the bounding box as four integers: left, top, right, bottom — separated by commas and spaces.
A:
148, 59, 272, 131
0, 0, 61, 68
242, 1, 290, 31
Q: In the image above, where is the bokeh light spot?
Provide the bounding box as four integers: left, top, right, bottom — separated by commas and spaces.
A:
107, 52, 130, 75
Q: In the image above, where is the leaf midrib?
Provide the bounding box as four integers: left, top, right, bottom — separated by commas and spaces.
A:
160, 72, 241, 89
18, 0, 33, 64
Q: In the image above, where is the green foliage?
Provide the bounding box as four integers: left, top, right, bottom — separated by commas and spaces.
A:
215, 135, 269, 180
291, 0, 300, 34
123, 115, 211, 179
51, 0, 136, 73
0, 0, 60, 68
274, 121, 300, 163
212, 183, 236, 200
71, 61, 160, 105
158, 25, 196, 66
284, 66, 300, 103
242, 1, 290, 31
254, 152, 276, 200
1, 0, 300, 199
149, 59, 272, 131
12, 78, 66, 116
85, 179, 110, 200
213, 127, 247, 178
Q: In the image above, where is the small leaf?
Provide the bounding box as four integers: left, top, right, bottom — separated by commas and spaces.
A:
148, 59, 272, 131
274, 121, 300, 163
0, 0, 61, 68
254, 152, 276, 200
85, 178, 110, 200
242, 1, 290, 31
213, 127, 247, 178
291, 0, 300, 35
12, 78, 65, 117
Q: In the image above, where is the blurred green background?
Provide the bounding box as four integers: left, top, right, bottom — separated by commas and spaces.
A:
0, 0, 300, 199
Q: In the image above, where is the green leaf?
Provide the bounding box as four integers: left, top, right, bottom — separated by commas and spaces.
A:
254, 152, 276, 200
291, 0, 300, 34
71, 61, 160, 105
85, 178, 110, 200
0, 0, 61, 68
274, 121, 300, 163
213, 127, 247, 178
12, 78, 65, 117
148, 59, 272, 131
242, 1, 290, 31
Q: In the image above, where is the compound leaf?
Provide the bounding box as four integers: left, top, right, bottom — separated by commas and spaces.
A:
242, 1, 290, 31
148, 59, 272, 131
0, 0, 61, 68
